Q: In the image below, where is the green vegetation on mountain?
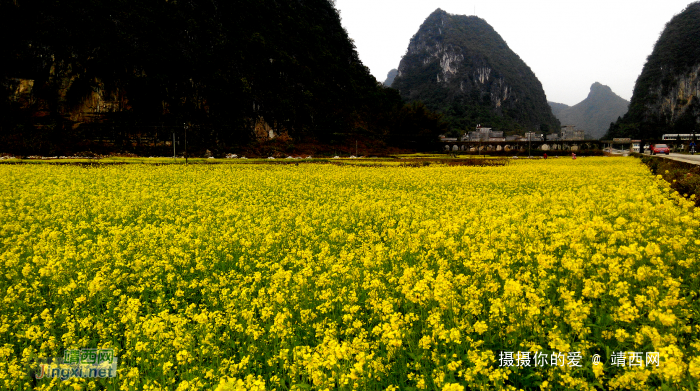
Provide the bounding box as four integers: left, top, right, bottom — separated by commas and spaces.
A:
549, 83, 629, 139
0, 0, 446, 155
391, 9, 560, 135
606, 2, 700, 139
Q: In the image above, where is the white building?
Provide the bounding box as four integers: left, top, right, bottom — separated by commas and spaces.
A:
631, 140, 641, 153
561, 125, 584, 141
464, 126, 501, 141
524, 132, 544, 142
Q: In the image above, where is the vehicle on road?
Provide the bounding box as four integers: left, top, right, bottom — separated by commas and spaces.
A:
651, 144, 670, 155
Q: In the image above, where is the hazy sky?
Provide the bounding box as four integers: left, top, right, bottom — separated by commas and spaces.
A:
334, 0, 696, 106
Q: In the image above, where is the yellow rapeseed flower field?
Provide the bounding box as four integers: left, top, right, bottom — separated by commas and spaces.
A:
0, 157, 698, 390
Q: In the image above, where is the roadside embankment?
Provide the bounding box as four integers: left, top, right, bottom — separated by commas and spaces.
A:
638, 154, 700, 206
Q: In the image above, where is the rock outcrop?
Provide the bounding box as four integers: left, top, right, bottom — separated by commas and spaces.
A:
6, 76, 129, 125
391, 9, 559, 133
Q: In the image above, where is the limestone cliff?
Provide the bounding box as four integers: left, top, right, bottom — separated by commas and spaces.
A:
5, 72, 130, 126
652, 64, 700, 125
391, 9, 559, 133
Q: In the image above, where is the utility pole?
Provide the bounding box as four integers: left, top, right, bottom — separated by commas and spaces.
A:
477, 124, 481, 158
528, 132, 531, 158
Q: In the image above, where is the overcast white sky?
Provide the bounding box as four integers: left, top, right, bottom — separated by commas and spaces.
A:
334, 0, 696, 106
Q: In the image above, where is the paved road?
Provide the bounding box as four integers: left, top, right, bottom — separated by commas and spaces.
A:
661, 153, 700, 165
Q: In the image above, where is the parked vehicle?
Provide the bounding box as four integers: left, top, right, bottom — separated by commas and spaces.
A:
650, 144, 670, 155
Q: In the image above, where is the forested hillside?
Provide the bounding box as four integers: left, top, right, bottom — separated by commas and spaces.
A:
606, 2, 700, 139
0, 0, 445, 155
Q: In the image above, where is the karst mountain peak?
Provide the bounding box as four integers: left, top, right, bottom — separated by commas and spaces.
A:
391, 8, 559, 134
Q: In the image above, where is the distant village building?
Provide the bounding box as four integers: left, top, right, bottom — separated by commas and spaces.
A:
464, 126, 503, 141
489, 131, 505, 142
561, 125, 585, 141
524, 132, 544, 142
602, 137, 640, 155
631, 140, 641, 153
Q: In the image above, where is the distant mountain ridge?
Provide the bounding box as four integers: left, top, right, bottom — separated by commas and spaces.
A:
548, 83, 629, 139
384, 69, 398, 87
607, 2, 700, 139
548, 102, 570, 118
391, 9, 559, 134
